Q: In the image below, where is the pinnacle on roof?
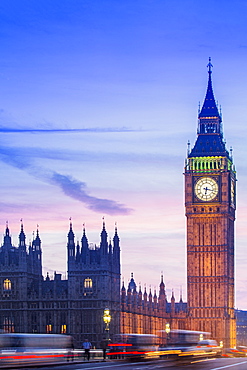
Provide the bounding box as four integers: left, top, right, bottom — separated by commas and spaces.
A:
199, 57, 221, 120
68, 218, 75, 239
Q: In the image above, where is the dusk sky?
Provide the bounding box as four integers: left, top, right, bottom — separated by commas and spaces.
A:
1, 1, 247, 308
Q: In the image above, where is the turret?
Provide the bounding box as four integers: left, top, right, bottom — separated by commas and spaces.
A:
113, 223, 120, 272
31, 227, 42, 275
100, 218, 108, 255
121, 281, 126, 304
143, 287, 148, 309
148, 288, 153, 309
76, 241, 80, 262
127, 284, 132, 306
153, 289, 157, 309
171, 290, 175, 314
3, 222, 12, 249
81, 224, 89, 263
133, 284, 137, 307
19, 221, 26, 251
138, 285, 142, 307
67, 221, 75, 263
128, 273, 137, 292
32, 227, 41, 251
158, 274, 166, 310
179, 287, 184, 312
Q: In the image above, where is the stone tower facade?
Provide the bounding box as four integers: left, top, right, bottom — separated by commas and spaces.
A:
0, 222, 42, 333
0, 220, 120, 348
184, 59, 236, 348
67, 220, 121, 345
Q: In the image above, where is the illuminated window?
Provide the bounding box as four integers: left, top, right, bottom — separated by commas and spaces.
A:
3, 279, 11, 291
46, 324, 52, 333
61, 324, 67, 334
3, 317, 14, 333
84, 278, 93, 289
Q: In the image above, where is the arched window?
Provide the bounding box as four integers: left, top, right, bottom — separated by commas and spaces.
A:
84, 278, 93, 289
61, 324, 67, 334
3, 279, 11, 291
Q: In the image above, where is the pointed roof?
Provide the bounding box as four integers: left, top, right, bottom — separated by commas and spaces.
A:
121, 281, 126, 292
100, 217, 108, 239
68, 220, 74, 239
199, 58, 220, 120
3, 221, 12, 247
19, 220, 26, 242
189, 59, 230, 159
5, 221, 10, 236
81, 223, 88, 244
128, 272, 137, 292
159, 274, 165, 290
113, 222, 120, 242
144, 286, 147, 298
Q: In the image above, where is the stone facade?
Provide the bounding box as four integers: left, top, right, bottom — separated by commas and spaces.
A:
0, 62, 239, 349
120, 274, 187, 342
0, 221, 120, 348
184, 60, 236, 348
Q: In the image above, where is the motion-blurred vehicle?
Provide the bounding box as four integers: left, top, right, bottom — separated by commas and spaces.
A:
108, 333, 159, 360
196, 339, 222, 357
223, 346, 247, 357
0, 333, 73, 367
160, 330, 221, 359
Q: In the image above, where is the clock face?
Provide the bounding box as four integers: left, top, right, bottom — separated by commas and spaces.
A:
195, 177, 218, 201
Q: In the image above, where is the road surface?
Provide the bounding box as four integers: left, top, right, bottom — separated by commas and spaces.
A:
17, 357, 247, 370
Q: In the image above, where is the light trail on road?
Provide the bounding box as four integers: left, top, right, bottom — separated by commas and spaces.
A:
210, 361, 247, 370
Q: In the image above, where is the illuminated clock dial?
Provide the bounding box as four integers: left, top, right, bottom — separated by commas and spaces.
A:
195, 177, 218, 201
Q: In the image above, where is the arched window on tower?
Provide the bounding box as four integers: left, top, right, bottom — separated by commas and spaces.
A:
3, 317, 14, 333
84, 278, 92, 289
3, 279, 11, 291
83, 278, 93, 296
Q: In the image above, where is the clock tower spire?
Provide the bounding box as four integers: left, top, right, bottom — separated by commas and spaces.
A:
185, 60, 236, 348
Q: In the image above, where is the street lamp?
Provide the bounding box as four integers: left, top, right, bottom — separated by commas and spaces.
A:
103, 308, 111, 341
165, 323, 170, 345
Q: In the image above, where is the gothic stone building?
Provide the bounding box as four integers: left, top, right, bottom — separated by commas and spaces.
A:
0, 221, 188, 347
120, 273, 187, 341
0, 221, 120, 347
0, 61, 238, 348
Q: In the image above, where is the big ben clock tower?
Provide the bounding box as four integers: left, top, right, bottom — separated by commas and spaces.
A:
184, 59, 236, 348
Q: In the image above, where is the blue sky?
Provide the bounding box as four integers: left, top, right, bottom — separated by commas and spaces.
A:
1, 0, 247, 308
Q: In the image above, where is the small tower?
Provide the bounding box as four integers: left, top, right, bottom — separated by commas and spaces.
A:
81, 224, 89, 263
158, 274, 166, 311
171, 291, 175, 315
19, 221, 26, 251
100, 218, 108, 261
3, 221, 12, 249
67, 221, 75, 265
113, 223, 120, 274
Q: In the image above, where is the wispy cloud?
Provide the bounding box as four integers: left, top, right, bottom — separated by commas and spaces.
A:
0, 125, 138, 133
0, 146, 132, 215
51, 173, 132, 214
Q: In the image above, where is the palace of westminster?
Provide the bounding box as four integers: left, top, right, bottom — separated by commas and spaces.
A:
0, 61, 246, 348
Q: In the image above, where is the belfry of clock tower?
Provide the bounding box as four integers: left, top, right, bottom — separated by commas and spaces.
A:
184, 59, 236, 348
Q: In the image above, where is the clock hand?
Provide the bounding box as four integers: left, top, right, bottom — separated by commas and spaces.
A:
203, 186, 211, 194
